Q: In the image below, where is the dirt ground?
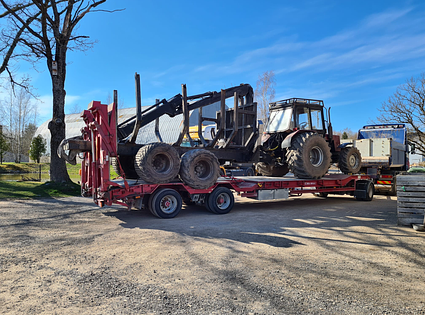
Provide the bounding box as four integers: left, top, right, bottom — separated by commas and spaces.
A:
1, 193, 424, 314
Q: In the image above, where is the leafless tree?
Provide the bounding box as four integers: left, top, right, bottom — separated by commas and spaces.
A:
255, 70, 276, 123
0, 0, 118, 182
0, 85, 38, 162
336, 128, 357, 140
377, 73, 425, 156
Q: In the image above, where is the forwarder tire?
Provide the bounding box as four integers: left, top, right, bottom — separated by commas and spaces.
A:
255, 162, 289, 177
286, 132, 331, 179
111, 155, 138, 179
134, 143, 180, 183
179, 149, 220, 189
338, 147, 362, 174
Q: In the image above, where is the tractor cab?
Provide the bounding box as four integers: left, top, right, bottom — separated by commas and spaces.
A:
266, 98, 326, 136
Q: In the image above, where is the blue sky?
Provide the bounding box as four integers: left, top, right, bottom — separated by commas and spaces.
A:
21, 0, 425, 132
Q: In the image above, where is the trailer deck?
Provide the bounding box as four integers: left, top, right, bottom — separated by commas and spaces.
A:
91, 173, 374, 218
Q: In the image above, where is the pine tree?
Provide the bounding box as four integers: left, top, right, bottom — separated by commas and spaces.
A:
29, 135, 46, 164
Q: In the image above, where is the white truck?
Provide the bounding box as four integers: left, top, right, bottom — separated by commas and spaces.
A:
342, 124, 412, 194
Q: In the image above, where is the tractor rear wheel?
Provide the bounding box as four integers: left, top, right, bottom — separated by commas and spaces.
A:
338, 147, 362, 174
179, 149, 220, 189
286, 132, 331, 179
134, 143, 180, 183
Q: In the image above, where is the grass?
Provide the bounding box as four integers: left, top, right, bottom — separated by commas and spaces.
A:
0, 162, 120, 200
0, 162, 49, 173
0, 180, 81, 199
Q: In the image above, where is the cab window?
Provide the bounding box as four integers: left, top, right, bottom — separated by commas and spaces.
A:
310, 109, 323, 130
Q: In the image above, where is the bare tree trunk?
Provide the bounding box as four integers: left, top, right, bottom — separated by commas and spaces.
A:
48, 49, 70, 182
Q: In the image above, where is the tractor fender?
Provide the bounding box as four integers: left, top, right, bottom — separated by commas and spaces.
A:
281, 130, 304, 149
338, 142, 353, 149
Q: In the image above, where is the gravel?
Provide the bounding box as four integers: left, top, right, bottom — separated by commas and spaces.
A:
1, 194, 424, 314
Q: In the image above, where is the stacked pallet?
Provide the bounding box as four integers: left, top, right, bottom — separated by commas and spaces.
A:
397, 174, 425, 226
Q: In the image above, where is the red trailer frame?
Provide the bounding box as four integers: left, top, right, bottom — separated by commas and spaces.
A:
76, 100, 374, 218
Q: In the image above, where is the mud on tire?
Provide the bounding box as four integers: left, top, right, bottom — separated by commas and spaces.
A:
286, 132, 331, 179
338, 147, 362, 174
111, 155, 138, 179
179, 149, 220, 189
134, 143, 180, 183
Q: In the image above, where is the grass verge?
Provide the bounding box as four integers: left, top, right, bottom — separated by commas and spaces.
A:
0, 181, 81, 199
0, 162, 120, 199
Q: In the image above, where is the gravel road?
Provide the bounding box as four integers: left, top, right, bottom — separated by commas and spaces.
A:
1, 194, 424, 314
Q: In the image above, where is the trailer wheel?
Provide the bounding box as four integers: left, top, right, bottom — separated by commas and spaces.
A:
355, 180, 374, 201
111, 155, 138, 179
315, 192, 328, 198
134, 143, 180, 183
338, 147, 362, 174
286, 132, 331, 179
149, 188, 182, 218
364, 181, 374, 201
179, 149, 220, 189
205, 187, 234, 214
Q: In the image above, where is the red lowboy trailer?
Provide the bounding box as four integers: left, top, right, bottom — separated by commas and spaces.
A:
67, 98, 374, 219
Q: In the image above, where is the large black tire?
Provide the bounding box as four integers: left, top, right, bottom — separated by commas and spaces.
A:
149, 188, 182, 218
179, 149, 220, 189
205, 187, 235, 214
134, 143, 180, 183
338, 147, 362, 174
255, 162, 289, 177
111, 155, 138, 179
355, 180, 374, 201
286, 132, 331, 179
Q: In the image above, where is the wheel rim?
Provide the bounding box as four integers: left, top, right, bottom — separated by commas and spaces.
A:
348, 153, 359, 168
152, 153, 172, 174
194, 160, 212, 179
159, 195, 178, 214
310, 146, 324, 167
216, 193, 231, 210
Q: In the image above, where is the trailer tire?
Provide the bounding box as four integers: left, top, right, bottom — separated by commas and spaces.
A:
206, 187, 234, 214
134, 143, 180, 183
315, 192, 328, 198
286, 132, 331, 179
338, 147, 362, 174
111, 155, 138, 179
179, 149, 220, 189
149, 188, 182, 218
355, 180, 374, 201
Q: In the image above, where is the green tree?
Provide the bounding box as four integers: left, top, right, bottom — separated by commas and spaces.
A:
29, 135, 46, 163
0, 132, 9, 164
342, 131, 348, 139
